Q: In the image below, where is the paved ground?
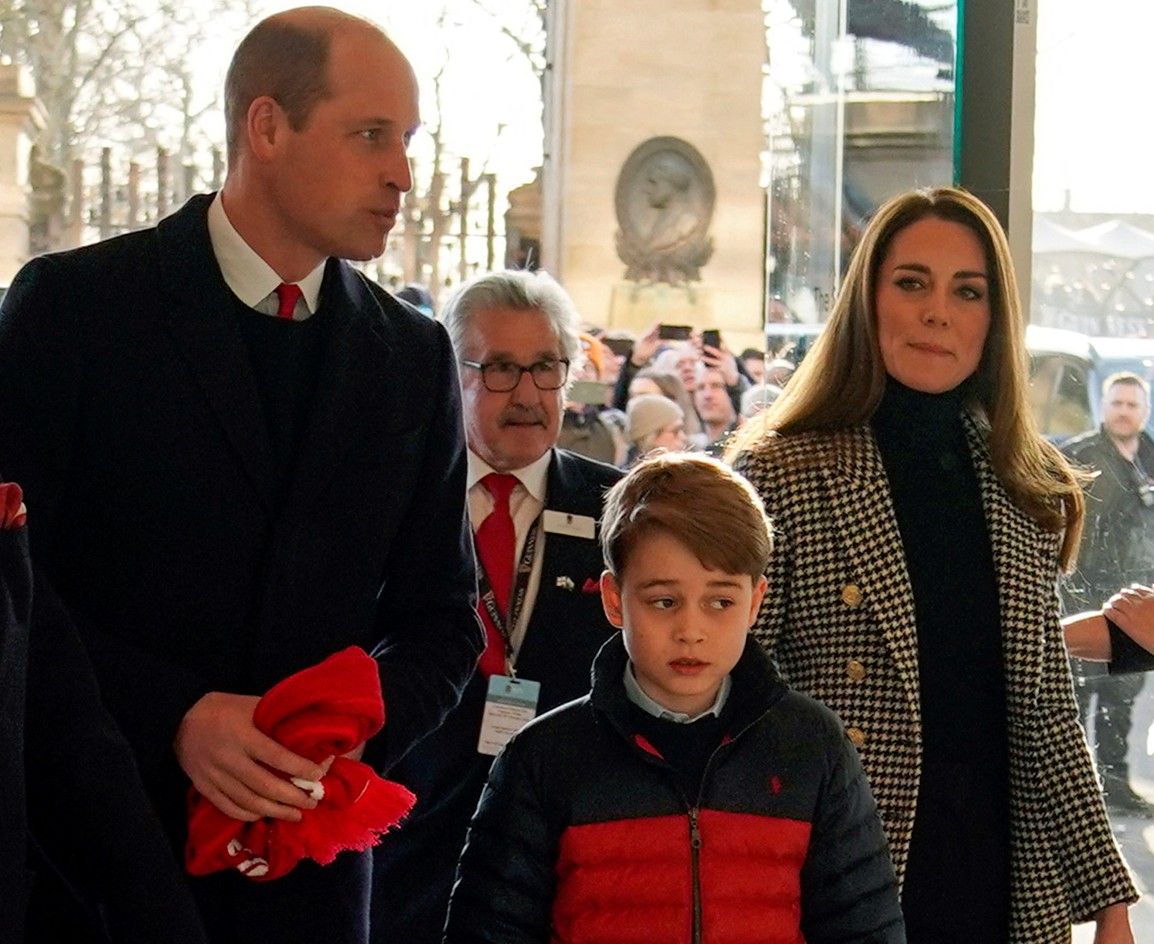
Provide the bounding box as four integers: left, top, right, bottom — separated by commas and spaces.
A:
1074, 674, 1154, 941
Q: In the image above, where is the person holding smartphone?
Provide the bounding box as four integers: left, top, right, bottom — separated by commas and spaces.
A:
695, 327, 751, 411
610, 323, 750, 423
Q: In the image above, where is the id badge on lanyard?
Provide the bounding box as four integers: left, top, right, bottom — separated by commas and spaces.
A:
478, 675, 542, 756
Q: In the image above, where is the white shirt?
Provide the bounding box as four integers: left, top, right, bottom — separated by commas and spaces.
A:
206, 192, 326, 320
466, 449, 552, 663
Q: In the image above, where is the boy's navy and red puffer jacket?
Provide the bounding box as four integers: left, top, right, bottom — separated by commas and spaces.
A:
445, 634, 905, 944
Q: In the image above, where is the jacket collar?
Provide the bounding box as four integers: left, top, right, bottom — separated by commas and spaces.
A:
589, 633, 787, 746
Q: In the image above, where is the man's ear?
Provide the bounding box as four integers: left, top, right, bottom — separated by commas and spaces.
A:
600, 570, 624, 629
246, 95, 286, 162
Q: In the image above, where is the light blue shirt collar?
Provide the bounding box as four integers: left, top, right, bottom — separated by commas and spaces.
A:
622, 662, 730, 723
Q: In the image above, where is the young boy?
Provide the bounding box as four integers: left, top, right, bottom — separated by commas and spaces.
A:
444, 454, 903, 944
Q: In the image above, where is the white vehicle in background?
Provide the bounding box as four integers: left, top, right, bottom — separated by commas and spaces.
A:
1026, 325, 1154, 442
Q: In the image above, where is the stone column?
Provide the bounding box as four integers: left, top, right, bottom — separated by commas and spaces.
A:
0, 65, 43, 284
543, 0, 766, 349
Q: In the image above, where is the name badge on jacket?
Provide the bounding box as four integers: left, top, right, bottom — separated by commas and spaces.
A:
542, 510, 596, 540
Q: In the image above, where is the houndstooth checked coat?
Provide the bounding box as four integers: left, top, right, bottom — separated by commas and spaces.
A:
733, 414, 1138, 943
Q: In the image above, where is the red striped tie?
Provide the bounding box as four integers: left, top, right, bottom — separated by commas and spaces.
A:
275, 283, 303, 320
475, 473, 518, 677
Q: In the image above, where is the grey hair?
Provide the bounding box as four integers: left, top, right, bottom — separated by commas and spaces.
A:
440, 269, 583, 364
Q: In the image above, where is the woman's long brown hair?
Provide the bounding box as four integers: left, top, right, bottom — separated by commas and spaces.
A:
729, 186, 1084, 569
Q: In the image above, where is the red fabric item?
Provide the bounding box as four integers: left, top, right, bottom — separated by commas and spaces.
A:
0, 482, 26, 529
185, 647, 415, 881
475, 473, 518, 677
274, 282, 303, 319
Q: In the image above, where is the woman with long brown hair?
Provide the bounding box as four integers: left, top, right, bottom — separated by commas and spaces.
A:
731, 186, 1136, 942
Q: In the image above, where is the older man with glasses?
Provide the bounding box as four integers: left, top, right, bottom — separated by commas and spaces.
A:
370, 270, 624, 943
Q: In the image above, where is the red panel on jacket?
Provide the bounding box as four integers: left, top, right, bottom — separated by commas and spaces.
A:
552, 811, 811, 944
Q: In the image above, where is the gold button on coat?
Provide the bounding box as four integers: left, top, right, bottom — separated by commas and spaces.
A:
846, 726, 866, 748
841, 584, 863, 607
847, 659, 866, 681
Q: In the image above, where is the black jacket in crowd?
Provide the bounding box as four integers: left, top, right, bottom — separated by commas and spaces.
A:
1, 508, 207, 943
0, 194, 481, 943
1061, 425, 1154, 607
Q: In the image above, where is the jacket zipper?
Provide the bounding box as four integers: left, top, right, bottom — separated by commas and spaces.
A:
688, 806, 703, 944
621, 706, 778, 944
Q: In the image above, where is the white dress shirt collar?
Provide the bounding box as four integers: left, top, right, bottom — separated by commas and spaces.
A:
206, 192, 325, 315
466, 449, 551, 505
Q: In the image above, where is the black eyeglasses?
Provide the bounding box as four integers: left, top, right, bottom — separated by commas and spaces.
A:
461, 358, 570, 392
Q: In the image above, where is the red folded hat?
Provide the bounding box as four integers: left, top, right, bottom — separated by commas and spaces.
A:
185, 646, 415, 881
0, 482, 26, 529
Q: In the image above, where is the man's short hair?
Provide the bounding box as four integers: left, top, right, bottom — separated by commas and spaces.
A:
224, 18, 334, 162
1102, 371, 1151, 402
440, 269, 583, 365
600, 453, 772, 580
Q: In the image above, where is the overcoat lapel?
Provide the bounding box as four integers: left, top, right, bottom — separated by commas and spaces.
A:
515, 453, 572, 676
962, 414, 1050, 720
156, 195, 274, 512
820, 420, 1053, 725
822, 427, 922, 722
284, 262, 394, 511
531, 451, 599, 605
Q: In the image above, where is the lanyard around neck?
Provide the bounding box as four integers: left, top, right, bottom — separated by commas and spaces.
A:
476, 517, 541, 677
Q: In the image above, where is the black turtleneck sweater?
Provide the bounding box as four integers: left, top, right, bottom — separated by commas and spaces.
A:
870, 379, 1010, 943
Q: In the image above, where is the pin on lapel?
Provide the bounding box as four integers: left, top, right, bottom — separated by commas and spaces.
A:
555, 576, 575, 591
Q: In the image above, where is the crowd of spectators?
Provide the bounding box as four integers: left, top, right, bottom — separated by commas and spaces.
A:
546, 322, 805, 468
3, 5, 1149, 943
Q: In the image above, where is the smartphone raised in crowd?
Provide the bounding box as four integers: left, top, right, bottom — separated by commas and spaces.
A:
658, 324, 693, 341
701, 328, 722, 351
568, 379, 611, 406
602, 337, 635, 358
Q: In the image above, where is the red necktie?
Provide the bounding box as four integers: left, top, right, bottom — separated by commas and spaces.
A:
475, 473, 518, 677
275, 283, 303, 320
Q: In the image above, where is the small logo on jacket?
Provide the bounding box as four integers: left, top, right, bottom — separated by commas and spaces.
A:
1, 482, 26, 529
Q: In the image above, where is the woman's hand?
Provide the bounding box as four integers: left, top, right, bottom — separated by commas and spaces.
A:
1104, 584, 1154, 655
1092, 902, 1133, 944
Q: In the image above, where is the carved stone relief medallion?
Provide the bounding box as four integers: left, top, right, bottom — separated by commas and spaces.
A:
614, 136, 715, 285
